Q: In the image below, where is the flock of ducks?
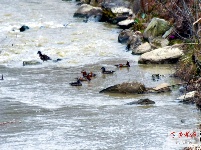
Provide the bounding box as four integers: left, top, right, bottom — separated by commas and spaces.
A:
69, 61, 130, 86
1, 51, 130, 86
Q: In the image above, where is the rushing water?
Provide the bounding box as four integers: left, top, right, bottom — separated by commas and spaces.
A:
0, 0, 201, 150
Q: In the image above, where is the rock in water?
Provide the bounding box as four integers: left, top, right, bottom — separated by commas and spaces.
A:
125, 98, 155, 105
23, 60, 42, 66
19, 25, 29, 32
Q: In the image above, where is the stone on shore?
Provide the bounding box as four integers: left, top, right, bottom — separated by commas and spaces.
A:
177, 91, 199, 103
73, 4, 102, 19
143, 17, 171, 39
138, 45, 184, 64
126, 32, 142, 51
118, 18, 135, 29
149, 37, 169, 48
99, 82, 146, 94
101, 3, 133, 24
132, 42, 152, 55
118, 29, 133, 44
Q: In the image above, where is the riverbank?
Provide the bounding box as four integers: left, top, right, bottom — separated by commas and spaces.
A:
73, 0, 201, 108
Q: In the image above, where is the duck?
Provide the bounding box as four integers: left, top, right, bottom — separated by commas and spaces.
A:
69, 79, 82, 86
101, 67, 115, 74
37, 51, 51, 61
0, 74, 3, 80
115, 61, 130, 68
81, 70, 87, 77
88, 71, 96, 77
76, 73, 91, 81
81, 70, 96, 77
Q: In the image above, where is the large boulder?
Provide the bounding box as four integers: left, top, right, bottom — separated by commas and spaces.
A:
118, 29, 133, 44
73, 4, 102, 21
99, 82, 146, 94
143, 17, 171, 39
132, 42, 152, 55
138, 45, 184, 64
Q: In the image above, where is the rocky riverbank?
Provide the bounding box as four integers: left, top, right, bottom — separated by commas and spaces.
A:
72, 0, 201, 113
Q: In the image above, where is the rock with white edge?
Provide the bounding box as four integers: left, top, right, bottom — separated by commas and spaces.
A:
177, 91, 198, 100
138, 45, 184, 64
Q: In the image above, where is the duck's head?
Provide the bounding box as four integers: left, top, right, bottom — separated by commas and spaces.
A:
37, 51, 42, 55
101, 67, 105, 70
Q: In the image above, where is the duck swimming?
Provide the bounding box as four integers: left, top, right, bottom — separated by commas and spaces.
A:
76, 73, 91, 81
115, 61, 130, 67
81, 70, 96, 77
81, 70, 87, 77
70, 79, 82, 86
37, 51, 51, 61
101, 67, 115, 74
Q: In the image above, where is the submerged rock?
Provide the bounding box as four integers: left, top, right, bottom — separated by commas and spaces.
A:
19, 25, 29, 32
99, 81, 146, 94
23, 60, 42, 66
125, 98, 155, 105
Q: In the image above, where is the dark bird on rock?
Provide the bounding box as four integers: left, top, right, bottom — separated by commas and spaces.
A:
37, 51, 51, 61
115, 61, 130, 68
70, 79, 82, 86
101, 67, 115, 74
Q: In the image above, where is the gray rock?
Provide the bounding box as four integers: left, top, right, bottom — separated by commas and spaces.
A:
138, 45, 184, 64
118, 18, 135, 29
143, 17, 171, 39
149, 37, 169, 48
125, 98, 155, 105
74, 4, 102, 19
101, 3, 133, 24
23, 60, 42, 66
118, 29, 133, 44
126, 33, 142, 51
99, 81, 146, 94
132, 42, 152, 55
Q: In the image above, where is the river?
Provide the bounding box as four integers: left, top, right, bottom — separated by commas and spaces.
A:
0, 0, 200, 150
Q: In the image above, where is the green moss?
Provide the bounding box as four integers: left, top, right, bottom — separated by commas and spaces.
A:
168, 39, 183, 45
102, 9, 116, 19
